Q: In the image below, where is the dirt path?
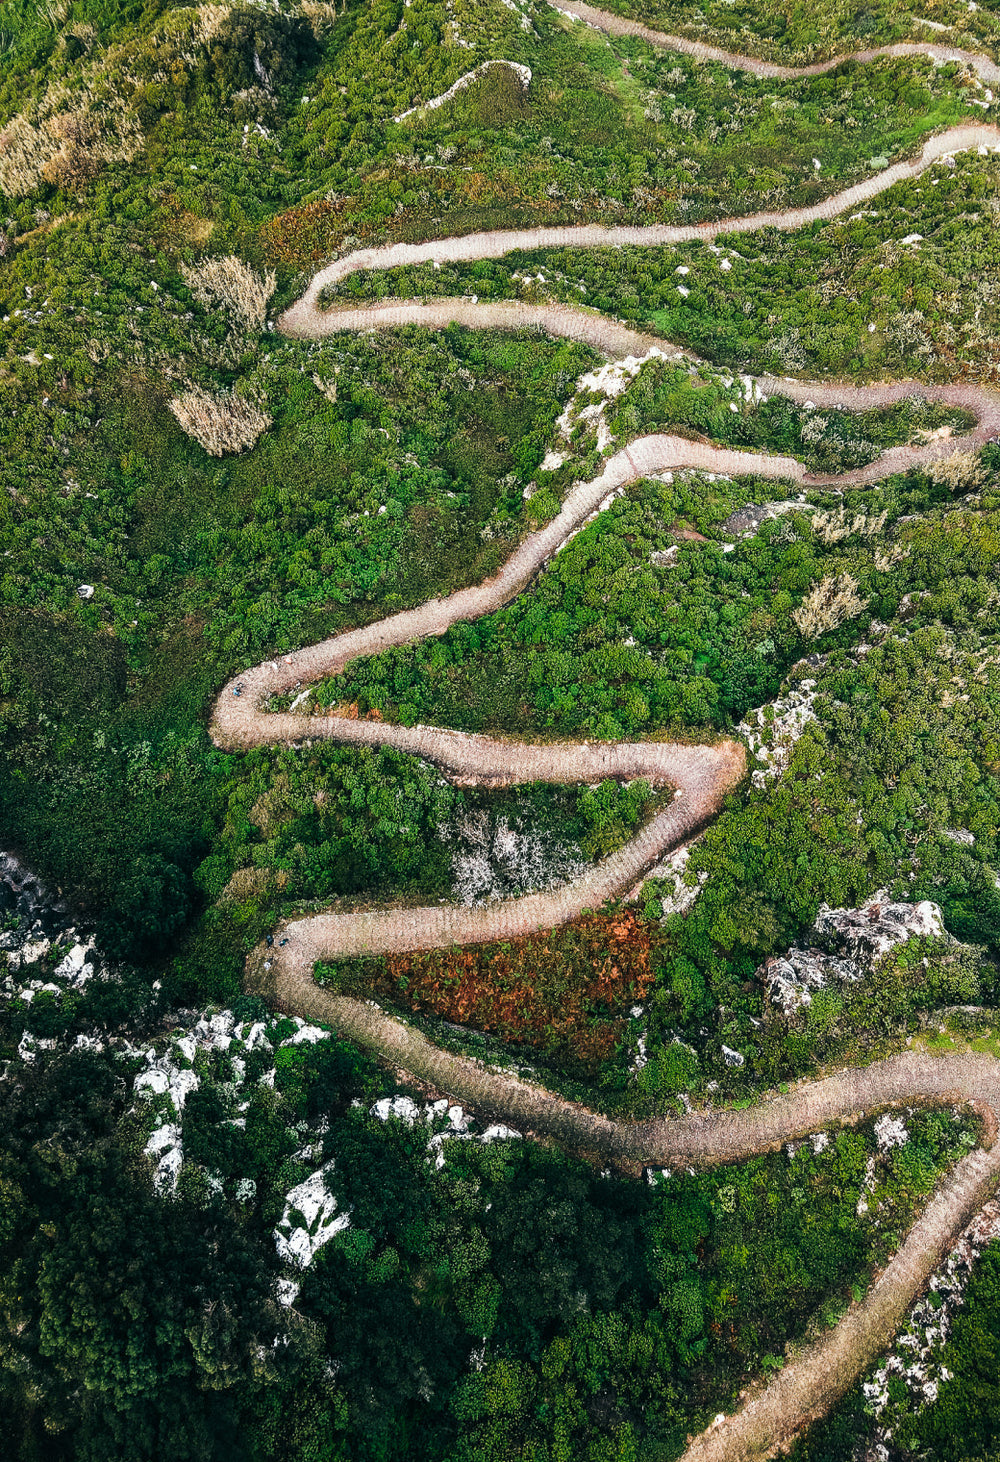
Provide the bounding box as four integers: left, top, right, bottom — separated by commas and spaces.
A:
211, 352, 997, 957
221, 92, 1000, 1461
253, 929, 1000, 1460
283, 298, 1000, 485
546, 0, 1000, 82
279, 123, 1000, 338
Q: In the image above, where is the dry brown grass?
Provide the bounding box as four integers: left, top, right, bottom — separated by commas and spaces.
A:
180, 254, 276, 333
299, 1, 341, 37
793, 572, 867, 638
168, 384, 271, 456
928, 450, 988, 493
0, 101, 142, 197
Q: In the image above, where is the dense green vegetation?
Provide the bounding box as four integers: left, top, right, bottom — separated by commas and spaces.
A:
0, 983, 981, 1462
1, 1, 999, 1457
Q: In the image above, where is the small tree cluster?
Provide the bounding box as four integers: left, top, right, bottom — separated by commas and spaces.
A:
168, 384, 271, 456
179, 255, 276, 334
793, 572, 867, 639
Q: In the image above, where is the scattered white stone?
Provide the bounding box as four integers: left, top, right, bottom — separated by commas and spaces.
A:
53, 941, 97, 985
635, 845, 707, 916
861, 1197, 1000, 1445
17, 1030, 56, 1063
721, 1045, 745, 1068
281, 1021, 330, 1046
371, 1094, 520, 1169
763, 897, 947, 1014
134, 1061, 200, 1112
6, 935, 51, 971
874, 1113, 909, 1150
738, 682, 817, 789
275, 1277, 301, 1307
145, 1122, 183, 1192
274, 1163, 350, 1268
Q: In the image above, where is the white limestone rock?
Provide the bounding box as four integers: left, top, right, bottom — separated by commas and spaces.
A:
274, 1163, 350, 1268
738, 683, 818, 789
814, 896, 945, 959
762, 897, 947, 1015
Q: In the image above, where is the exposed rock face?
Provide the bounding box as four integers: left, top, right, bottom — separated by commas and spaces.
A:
738, 682, 818, 788
815, 897, 945, 960
719, 499, 802, 538
765, 947, 862, 1014
0, 851, 68, 963
762, 895, 948, 1015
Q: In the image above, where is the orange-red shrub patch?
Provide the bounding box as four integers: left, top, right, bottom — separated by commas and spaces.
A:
369, 909, 658, 1074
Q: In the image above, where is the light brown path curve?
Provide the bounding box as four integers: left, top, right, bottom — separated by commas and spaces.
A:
229, 122, 1000, 1457
547, 0, 1000, 82
250, 929, 1000, 1461
278, 123, 1000, 338
211, 360, 997, 961
283, 297, 1000, 485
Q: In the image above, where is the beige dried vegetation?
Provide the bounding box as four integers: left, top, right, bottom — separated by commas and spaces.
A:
928, 450, 987, 492
0, 100, 142, 197
811, 506, 889, 545
194, 4, 233, 47
311, 371, 338, 403
168, 384, 271, 457
793, 572, 867, 638
180, 254, 276, 333
299, 2, 341, 37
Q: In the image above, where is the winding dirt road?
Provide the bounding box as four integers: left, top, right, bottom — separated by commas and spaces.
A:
546, 0, 1000, 83
280, 123, 1000, 336
215, 73, 1000, 1462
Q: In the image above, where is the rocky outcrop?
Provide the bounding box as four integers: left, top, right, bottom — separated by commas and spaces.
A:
763, 896, 948, 1015
738, 682, 818, 789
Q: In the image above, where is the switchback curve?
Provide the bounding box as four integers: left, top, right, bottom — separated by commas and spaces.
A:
279, 123, 1000, 338
248, 936, 1000, 1461
220, 85, 1000, 1462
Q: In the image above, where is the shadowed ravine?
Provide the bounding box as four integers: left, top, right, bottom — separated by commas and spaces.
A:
211, 109, 1000, 1462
